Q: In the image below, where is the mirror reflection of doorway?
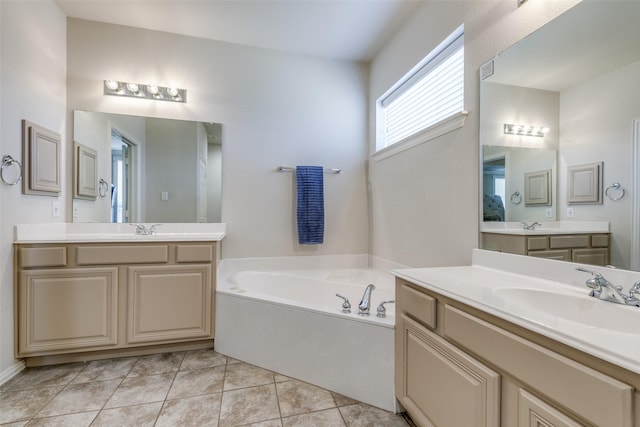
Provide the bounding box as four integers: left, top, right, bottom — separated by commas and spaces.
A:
111, 131, 133, 223
483, 157, 506, 221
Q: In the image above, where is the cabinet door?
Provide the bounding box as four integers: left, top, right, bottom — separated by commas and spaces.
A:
571, 248, 609, 266
396, 314, 500, 427
127, 264, 212, 344
519, 389, 585, 427
18, 268, 118, 355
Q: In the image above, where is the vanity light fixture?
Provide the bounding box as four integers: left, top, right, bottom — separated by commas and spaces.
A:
503, 123, 549, 137
103, 80, 187, 103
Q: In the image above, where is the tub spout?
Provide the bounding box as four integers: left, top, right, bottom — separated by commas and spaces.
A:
358, 284, 376, 315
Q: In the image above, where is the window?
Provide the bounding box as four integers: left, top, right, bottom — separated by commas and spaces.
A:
374, 25, 466, 159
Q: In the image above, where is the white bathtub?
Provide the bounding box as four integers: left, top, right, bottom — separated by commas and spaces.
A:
214, 254, 400, 412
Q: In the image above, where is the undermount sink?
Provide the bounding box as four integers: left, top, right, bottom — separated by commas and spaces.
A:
493, 287, 640, 334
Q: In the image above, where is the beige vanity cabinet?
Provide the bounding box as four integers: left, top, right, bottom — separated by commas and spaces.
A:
14, 241, 217, 364
482, 232, 610, 266
395, 278, 637, 427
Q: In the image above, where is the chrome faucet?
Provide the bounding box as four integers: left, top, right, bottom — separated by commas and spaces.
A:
376, 300, 395, 318
576, 267, 640, 307
521, 221, 542, 231
130, 223, 162, 235
335, 294, 351, 313
358, 284, 376, 315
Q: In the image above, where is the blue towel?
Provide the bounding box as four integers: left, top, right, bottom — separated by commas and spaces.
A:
296, 166, 324, 244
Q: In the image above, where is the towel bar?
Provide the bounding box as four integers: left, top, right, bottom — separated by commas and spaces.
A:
277, 166, 341, 174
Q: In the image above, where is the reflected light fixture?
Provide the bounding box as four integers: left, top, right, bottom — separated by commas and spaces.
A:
104, 80, 187, 103
503, 123, 549, 137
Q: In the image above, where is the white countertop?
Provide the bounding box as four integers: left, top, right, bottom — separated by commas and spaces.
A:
392, 249, 640, 375
14, 223, 226, 243
481, 220, 609, 235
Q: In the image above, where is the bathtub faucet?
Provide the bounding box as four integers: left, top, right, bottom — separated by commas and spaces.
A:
335, 294, 351, 313
358, 284, 376, 316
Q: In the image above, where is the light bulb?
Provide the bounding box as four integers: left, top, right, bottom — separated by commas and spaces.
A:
146, 84, 159, 96
167, 87, 180, 98
126, 83, 140, 94
105, 80, 120, 91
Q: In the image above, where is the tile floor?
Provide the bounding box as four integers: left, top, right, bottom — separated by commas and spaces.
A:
0, 348, 411, 426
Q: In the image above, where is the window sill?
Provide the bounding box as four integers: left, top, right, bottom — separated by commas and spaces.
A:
371, 111, 468, 162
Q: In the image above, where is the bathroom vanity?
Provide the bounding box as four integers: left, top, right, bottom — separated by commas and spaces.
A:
394, 249, 639, 427
481, 222, 610, 266
13, 223, 225, 366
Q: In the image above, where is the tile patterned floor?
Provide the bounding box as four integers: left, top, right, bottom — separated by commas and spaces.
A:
0, 348, 411, 426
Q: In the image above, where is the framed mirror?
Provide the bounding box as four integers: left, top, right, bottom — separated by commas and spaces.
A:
73, 111, 222, 223
479, 1, 640, 270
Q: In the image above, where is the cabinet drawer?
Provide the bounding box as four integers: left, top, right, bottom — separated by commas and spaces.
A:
77, 245, 168, 265
176, 244, 214, 263
397, 280, 436, 329
591, 234, 609, 248
526, 237, 548, 251
443, 305, 633, 427
19, 247, 67, 268
527, 249, 571, 261
549, 235, 590, 249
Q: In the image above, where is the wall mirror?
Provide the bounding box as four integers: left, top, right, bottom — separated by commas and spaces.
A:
73, 110, 222, 223
479, 1, 640, 270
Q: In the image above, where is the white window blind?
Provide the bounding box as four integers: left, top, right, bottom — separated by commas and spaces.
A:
377, 27, 464, 153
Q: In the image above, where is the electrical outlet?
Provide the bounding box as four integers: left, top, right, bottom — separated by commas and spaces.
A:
567, 207, 575, 218
73, 204, 79, 218
545, 208, 552, 218
161, 191, 169, 201
51, 201, 60, 218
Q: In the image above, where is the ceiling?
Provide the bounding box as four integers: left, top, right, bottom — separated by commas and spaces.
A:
54, 0, 423, 62
487, 1, 640, 92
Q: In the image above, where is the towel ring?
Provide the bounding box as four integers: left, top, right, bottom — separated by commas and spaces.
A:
98, 179, 109, 198
510, 191, 522, 205
605, 182, 625, 201
1, 155, 22, 186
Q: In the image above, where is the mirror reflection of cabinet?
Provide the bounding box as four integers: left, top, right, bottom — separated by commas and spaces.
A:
479, 2, 640, 270
73, 142, 98, 200
482, 232, 610, 266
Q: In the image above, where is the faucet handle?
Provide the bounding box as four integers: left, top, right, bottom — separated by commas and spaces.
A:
130, 223, 146, 235
576, 266, 605, 280
630, 281, 640, 298
576, 266, 598, 276
376, 300, 395, 318
148, 224, 162, 234
336, 294, 351, 313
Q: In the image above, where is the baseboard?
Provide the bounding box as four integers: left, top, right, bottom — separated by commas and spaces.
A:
0, 359, 25, 386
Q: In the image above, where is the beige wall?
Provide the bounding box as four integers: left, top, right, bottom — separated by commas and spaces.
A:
368, 0, 580, 268
0, 1, 67, 380
66, 19, 370, 259
559, 60, 640, 269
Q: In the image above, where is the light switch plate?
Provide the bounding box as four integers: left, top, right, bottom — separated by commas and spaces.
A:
51, 201, 60, 218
